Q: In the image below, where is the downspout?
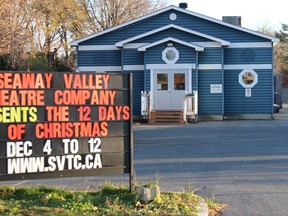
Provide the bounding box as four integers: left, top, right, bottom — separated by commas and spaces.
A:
121, 48, 124, 73
144, 52, 147, 91
196, 51, 199, 92
76, 46, 79, 72
222, 47, 224, 117
272, 42, 275, 116
196, 51, 199, 118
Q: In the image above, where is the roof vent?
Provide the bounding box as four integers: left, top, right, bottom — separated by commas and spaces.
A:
222, 16, 241, 26
179, 3, 188, 9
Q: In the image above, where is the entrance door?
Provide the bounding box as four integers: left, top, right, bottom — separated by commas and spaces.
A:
153, 70, 189, 110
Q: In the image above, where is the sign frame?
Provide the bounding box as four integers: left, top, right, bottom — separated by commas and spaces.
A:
0, 71, 134, 190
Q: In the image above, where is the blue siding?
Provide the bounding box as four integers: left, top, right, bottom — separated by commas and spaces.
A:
123, 71, 144, 116
146, 43, 196, 64
199, 48, 222, 64
224, 48, 272, 64
78, 50, 121, 66
75, 7, 275, 117
123, 50, 144, 65
145, 70, 151, 92
133, 28, 213, 43
198, 70, 223, 115
224, 69, 273, 114
79, 9, 270, 45
172, 11, 270, 42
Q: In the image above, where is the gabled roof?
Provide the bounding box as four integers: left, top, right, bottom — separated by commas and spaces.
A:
70, 5, 279, 46
115, 24, 230, 47
137, 37, 204, 52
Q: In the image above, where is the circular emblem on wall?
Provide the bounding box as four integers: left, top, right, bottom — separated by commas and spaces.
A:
169, 13, 177, 21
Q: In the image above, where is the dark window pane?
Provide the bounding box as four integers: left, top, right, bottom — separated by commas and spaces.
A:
157, 74, 168, 90
174, 74, 185, 90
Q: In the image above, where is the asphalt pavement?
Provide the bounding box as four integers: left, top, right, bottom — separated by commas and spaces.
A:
133, 119, 288, 216
2, 106, 288, 215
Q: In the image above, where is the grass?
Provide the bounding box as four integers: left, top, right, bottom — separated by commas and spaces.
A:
0, 183, 228, 216
205, 196, 229, 216
0, 184, 204, 216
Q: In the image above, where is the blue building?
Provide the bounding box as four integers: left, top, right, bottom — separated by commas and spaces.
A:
71, 4, 279, 121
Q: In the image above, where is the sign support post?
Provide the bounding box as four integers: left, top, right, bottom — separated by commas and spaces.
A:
129, 74, 136, 192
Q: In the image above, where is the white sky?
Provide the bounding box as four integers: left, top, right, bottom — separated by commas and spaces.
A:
169, 0, 288, 32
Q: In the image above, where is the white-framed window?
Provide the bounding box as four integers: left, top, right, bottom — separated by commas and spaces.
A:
238, 69, 258, 88
162, 47, 179, 64
169, 13, 177, 21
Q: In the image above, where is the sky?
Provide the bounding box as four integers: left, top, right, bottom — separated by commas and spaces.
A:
169, 0, 288, 32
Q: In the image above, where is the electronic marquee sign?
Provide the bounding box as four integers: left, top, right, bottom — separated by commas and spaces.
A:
0, 71, 133, 181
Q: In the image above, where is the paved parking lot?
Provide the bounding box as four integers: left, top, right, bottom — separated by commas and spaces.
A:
133, 116, 288, 216
2, 106, 288, 215
134, 103, 288, 215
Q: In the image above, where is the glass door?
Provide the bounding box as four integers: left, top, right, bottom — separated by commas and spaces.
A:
153, 70, 189, 110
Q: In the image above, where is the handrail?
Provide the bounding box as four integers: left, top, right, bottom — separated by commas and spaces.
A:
141, 91, 150, 118
183, 91, 198, 123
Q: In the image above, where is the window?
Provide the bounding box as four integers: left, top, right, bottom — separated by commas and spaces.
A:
157, 73, 168, 90
238, 69, 258, 88
174, 74, 185, 90
166, 50, 176, 61
162, 47, 179, 64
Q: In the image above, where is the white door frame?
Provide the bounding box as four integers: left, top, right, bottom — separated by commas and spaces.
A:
150, 68, 192, 110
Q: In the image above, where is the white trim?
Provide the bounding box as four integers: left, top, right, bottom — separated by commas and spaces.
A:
77, 42, 271, 50
123, 43, 148, 49
71, 5, 278, 46
147, 63, 196, 70
224, 64, 272, 70
78, 66, 122, 72
138, 37, 204, 52
188, 69, 192, 93
228, 42, 272, 48
150, 69, 154, 110
116, 24, 230, 47
198, 64, 222, 70
78, 45, 120, 51
193, 42, 221, 47
123, 65, 145, 70
78, 65, 271, 73
126, 42, 221, 49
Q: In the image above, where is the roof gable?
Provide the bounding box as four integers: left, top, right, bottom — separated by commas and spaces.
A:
115, 24, 230, 47
137, 37, 204, 52
71, 5, 279, 46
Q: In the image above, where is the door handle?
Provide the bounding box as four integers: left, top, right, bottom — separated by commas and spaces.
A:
168, 88, 170, 93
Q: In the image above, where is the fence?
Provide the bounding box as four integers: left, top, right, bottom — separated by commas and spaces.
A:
282, 88, 288, 104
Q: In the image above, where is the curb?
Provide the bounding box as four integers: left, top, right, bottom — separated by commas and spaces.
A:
197, 199, 208, 216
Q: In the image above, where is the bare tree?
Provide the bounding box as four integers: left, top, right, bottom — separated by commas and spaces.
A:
274, 24, 288, 86
0, 0, 33, 69
256, 24, 275, 36
73, 0, 168, 38
0, 0, 168, 71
